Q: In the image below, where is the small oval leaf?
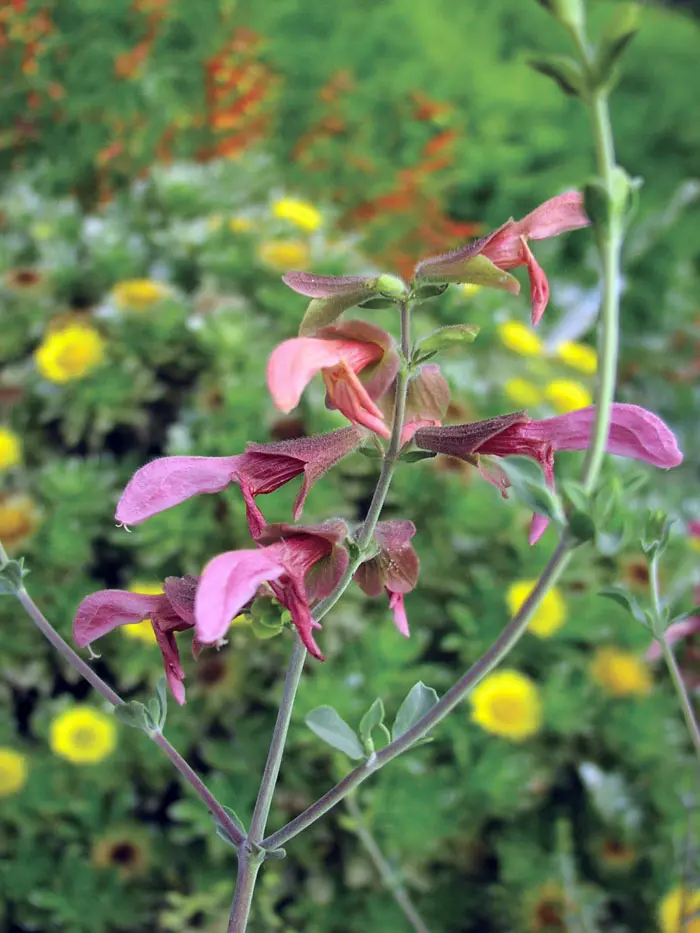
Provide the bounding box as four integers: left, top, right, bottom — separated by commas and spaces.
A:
305, 706, 365, 759
392, 682, 439, 741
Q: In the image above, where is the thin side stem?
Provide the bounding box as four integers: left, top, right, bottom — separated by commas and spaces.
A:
263, 537, 571, 851
346, 795, 431, 933
0, 541, 245, 848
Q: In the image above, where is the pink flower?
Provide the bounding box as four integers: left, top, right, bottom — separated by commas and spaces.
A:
646, 615, 700, 662
415, 404, 683, 544
354, 521, 420, 636
115, 427, 364, 528
73, 576, 198, 704
267, 321, 398, 438
415, 192, 590, 325
195, 521, 349, 659
394, 364, 450, 446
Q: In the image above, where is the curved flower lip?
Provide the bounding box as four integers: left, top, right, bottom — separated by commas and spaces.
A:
282, 272, 378, 298
73, 590, 165, 647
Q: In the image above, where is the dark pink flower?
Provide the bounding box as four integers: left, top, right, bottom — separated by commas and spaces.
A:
354, 520, 420, 636
73, 576, 199, 704
115, 428, 363, 528
415, 192, 590, 325
266, 321, 398, 438
415, 404, 683, 544
195, 521, 349, 659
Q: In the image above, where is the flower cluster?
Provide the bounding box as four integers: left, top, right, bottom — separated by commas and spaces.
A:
72, 191, 683, 706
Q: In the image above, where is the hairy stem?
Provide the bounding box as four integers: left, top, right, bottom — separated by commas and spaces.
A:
346, 795, 431, 933
0, 540, 245, 848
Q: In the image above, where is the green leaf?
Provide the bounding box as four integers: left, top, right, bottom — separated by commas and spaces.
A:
251, 615, 284, 639
305, 706, 365, 759
212, 805, 246, 847
357, 446, 384, 460
529, 54, 587, 98
359, 298, 397, 309
498, 457, 565, 527
147, 675, 168, 731
411, 283, 448, 301
416, 253, 519, 292
594, 3, 640, 88
298, 292, 367, 336
598, 586, 648, 627
359, 698, 385, 753
583, 179, 610, 231
416, 324, 480, 357
561, 480, 591, 514
114, 701, 157, 734
399, 450, 437, 464
392, 682, 439, 742
569, 511, 596, 545
0, 558, 27, 595
641, 509, 674, 558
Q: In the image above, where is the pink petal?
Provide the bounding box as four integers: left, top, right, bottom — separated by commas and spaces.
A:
282, 271, 376, 298
521, 238, 550, 326
324, 360, 390, 438
274, 575, 324, 659
401, 418, 441, 446
266, 338, 355, 413
646, 617, 700, 661
528, 513, 550, 546
73, 590, 164, 647
116, 456, 242, 525
388, 590, 410, 637
517, 191, 590, 241
153, 626, 187, 705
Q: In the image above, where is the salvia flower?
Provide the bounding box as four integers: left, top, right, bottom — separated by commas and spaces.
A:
354, 520, 420, 636
267, 320, 398, 438
415, 404, 683, 544
74, 576, 199, 704
195, 521, 349, 659
415, 192, 590, 325
395, 364, 451, 446
115, 427, 363, 528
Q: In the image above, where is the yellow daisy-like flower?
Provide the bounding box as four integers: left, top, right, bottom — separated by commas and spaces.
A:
555, 341, 597, 374
659, 886, 700, 933
272, 197, 322, 232
49, 707, 117, 764
228, 216, 253, 233
497, 321, 543, 357
590, 647, 652, 697
507, 580, 566, 638
469, 669, 543, 741
257, 239, 311, 272
544, 380, 593, 413
111, 278, 171, 312
461, 283, 483, 298
0, 494, 40, 551
35, 324, 106, 383
0, 747, 28, 797
122, 582, 163, 644
504, 378, 543, 408
0, 426, 21, 470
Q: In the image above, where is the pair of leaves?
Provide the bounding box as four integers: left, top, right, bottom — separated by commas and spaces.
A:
305, 681, 439, 761
114, 676, 168, 735
0, 557, 28, 595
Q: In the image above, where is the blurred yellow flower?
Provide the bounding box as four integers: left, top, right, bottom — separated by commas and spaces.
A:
504, 378, 543, 408
526, 881, 566, 932
0, 494, 40, 551
35, 324, 106, 383
659, 886, 700, 933
461, 283, 483, 298
272, 197, 322, 232
112, 278, 170, 311
49, 707, 116, 764
469, 669, 542, 741
497, 321, 543, 357
92, 828, 149, 878
258, 239, 311, 271
0, 747, 28, 797
555, 341, 597, 374
229, 216, 253, 233
0, 427, 21, 470
590, 647, 652, 697
122, 582, 162, 644
599, 839, 637, 870
545, 380, 592, 413
3, 267, 45, 292
507, 580, 566, 638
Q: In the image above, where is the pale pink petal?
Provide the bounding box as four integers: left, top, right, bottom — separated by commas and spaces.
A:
195, 549, 285, 644
528, 513, 550, 546
517, 191, 590, 241
324, 361, 390, 438
388, 590, 410, 637
689, 521, 700, 539
267, 338, 347, 413
116, 456, 242, 525
401, 418, 441, 446
521, 238, 550, 326
73, 590, 164, 647
647, 617, 700, 661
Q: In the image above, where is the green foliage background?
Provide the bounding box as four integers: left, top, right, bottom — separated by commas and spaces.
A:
1, 1, 700, 931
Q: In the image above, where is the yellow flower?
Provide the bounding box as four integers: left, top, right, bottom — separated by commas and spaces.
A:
590, 647, 652, 697
49, 706, 117, 764
111, 278, 171, 311
504, 378, 543, 408
122, 582, 162, 644
507, 580, 566, 638
272, 197, 322, 232
0, 747, 28, 797
258, 239, 311, 272
525, 881, 566, 932
659, 886, 700, 933
469, 669, 543, 741
497, 321, 543, 357
92, 828, 149, 878
461, 283, 483, 298
555, 341, 597, 374
599, 839, 637, 870
544, 380, 593, 413
228, 216, 253, 233
0, 494, 40, 551
0, 426, 21, 470
35, 324, 106, 383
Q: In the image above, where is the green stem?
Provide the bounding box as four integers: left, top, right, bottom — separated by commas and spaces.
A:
0, 540, 245, 848
346, 795, 431, 933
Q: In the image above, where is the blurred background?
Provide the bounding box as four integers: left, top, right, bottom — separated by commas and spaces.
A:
1, 1, 699, 930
